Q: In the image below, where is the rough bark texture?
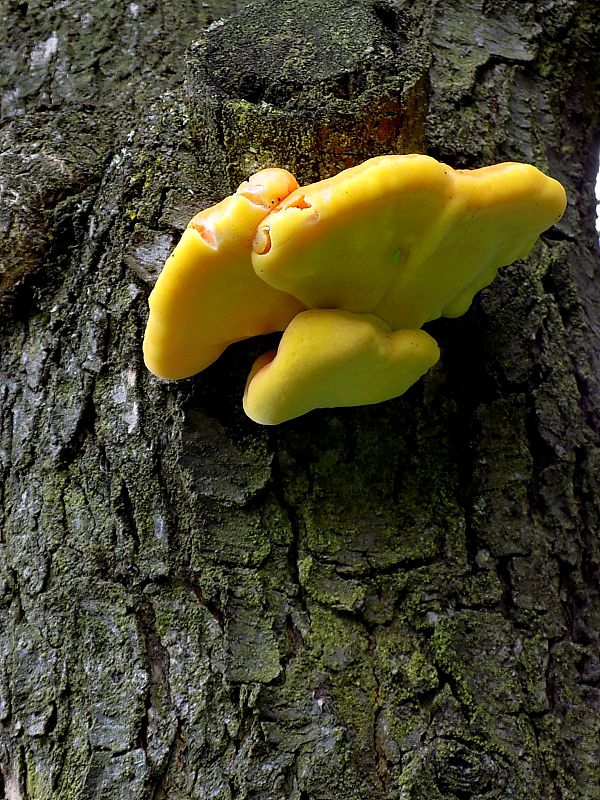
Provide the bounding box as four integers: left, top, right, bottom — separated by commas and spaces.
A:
1, 1, 599, 798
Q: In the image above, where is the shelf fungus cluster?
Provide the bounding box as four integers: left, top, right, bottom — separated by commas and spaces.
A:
143, 155, 566, 424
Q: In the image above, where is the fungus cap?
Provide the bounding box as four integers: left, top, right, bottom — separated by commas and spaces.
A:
243, 308, 440, 425
143, 168, 304, 380
251, 155, 567, 330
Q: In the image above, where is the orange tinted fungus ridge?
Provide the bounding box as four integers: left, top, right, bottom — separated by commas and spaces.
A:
189, 222, 218, 249
285, 195, 312, 210
253, 226, 272, 255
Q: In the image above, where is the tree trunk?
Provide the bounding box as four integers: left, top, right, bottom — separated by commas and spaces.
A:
1, 1, 599, 798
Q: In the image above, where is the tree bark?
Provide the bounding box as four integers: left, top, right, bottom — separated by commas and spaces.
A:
1, 1, 599, 798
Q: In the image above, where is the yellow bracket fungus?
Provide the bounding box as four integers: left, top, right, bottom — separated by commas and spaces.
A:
251, 155, 567, 330
143, 155, 566, 424
143, 168, 304, 380
243, 310, 440, 425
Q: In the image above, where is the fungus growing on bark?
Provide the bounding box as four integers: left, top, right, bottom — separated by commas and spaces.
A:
243, 309, 440, 425
251, 155, 567, 330
143, 155, 566, 423
142, 168, 304, 380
